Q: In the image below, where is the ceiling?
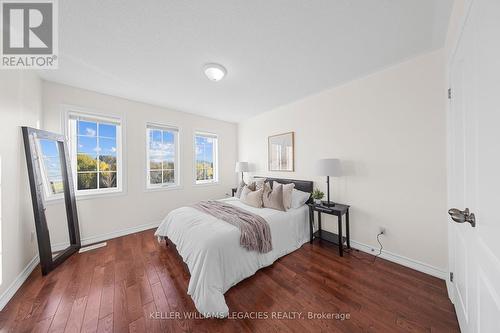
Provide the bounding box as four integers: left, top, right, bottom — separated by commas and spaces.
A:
39, 0, 453, 123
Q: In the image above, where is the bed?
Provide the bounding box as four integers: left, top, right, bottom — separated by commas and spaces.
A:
154, 177, 313, 318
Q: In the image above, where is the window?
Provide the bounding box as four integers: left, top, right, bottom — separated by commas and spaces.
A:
146, 124, 179, 188
67, 112, 122, 195
194, 132, 218, 184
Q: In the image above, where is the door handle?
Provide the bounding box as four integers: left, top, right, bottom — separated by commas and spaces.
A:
448, 208, 476, 227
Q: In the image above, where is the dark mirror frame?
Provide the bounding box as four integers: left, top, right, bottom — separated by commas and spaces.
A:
22, 127, 81, 275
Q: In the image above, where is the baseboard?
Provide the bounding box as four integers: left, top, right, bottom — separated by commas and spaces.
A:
0, 221, 161, 311
350, 240, 448, 280
0, 255, 40, 311
81, 221, 161, 246
446, 279, 455, 304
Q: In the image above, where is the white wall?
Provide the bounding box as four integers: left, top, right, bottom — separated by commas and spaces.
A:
238, 50, 448, 272
445, 0, 469, 61
42, 81, 238, 243
0, 71, 42, 302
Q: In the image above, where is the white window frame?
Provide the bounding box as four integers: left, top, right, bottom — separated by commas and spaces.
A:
193, 131, 219, 185
63, 107, 124, 198
145, 123, 181, 190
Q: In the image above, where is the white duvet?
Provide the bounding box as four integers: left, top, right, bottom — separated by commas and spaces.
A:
154, 197, 309, 317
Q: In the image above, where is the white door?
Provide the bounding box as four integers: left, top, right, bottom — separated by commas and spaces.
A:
448, 0, 500, 332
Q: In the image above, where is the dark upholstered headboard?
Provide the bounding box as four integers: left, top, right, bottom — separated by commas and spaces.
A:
254, 176, 314, 193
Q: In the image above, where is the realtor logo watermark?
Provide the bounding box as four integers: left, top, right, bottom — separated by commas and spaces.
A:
1, 0, 58, 69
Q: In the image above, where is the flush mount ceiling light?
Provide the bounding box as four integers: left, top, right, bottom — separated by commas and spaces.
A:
203, 63, 227, 82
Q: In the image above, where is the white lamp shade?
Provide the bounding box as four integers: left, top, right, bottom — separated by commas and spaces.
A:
316, 158, 342, 176
235, 161, 249, 173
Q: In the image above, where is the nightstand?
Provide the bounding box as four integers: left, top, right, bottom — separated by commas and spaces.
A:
308, 202, 350, 256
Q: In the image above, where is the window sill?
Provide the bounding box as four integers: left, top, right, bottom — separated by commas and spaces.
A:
42, 189, 126, 204
144, 184, 183, 192
75, 189, 126, 201
193, 181, 220, 187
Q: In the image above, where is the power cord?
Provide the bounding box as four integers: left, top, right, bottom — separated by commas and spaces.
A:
346, 231, 384, 264
372, 232, 384, 263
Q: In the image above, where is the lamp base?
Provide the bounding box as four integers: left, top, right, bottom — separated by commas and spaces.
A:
322, 200, 336, 207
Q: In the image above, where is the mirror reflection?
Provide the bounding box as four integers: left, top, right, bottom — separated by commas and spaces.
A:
36, 138, 71, 259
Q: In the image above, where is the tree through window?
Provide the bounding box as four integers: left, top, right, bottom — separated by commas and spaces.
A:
195, 133, 218, 184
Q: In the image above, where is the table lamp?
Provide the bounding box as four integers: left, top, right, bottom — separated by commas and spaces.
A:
315, 158, 342, 206
235, 162, 249, 182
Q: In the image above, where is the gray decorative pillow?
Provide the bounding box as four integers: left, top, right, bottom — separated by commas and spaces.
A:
255, 178, 266, 191
235, 180, 245, 198
236, 181, 256, 198
240, 186, 263, 208
274, 181, 295, 210
246, 177, 265, 190
263, 182, 285, 211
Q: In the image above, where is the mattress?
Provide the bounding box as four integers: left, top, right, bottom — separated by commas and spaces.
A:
154, 197, 310, 317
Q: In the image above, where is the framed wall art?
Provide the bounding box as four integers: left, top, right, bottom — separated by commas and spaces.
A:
268, 132, 294, 171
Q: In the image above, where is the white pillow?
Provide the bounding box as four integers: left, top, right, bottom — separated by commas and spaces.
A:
291, 189, 310, 209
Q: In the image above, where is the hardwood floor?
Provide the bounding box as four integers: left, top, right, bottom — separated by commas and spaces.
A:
0, 229, 459, 332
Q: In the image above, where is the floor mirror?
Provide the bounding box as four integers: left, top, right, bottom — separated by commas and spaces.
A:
22, 127, 81, 275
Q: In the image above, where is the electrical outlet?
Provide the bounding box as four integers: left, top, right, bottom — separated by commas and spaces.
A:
378, 226, 386, 235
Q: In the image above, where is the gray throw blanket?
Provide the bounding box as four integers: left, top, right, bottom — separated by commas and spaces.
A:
191, 200, 273, 253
